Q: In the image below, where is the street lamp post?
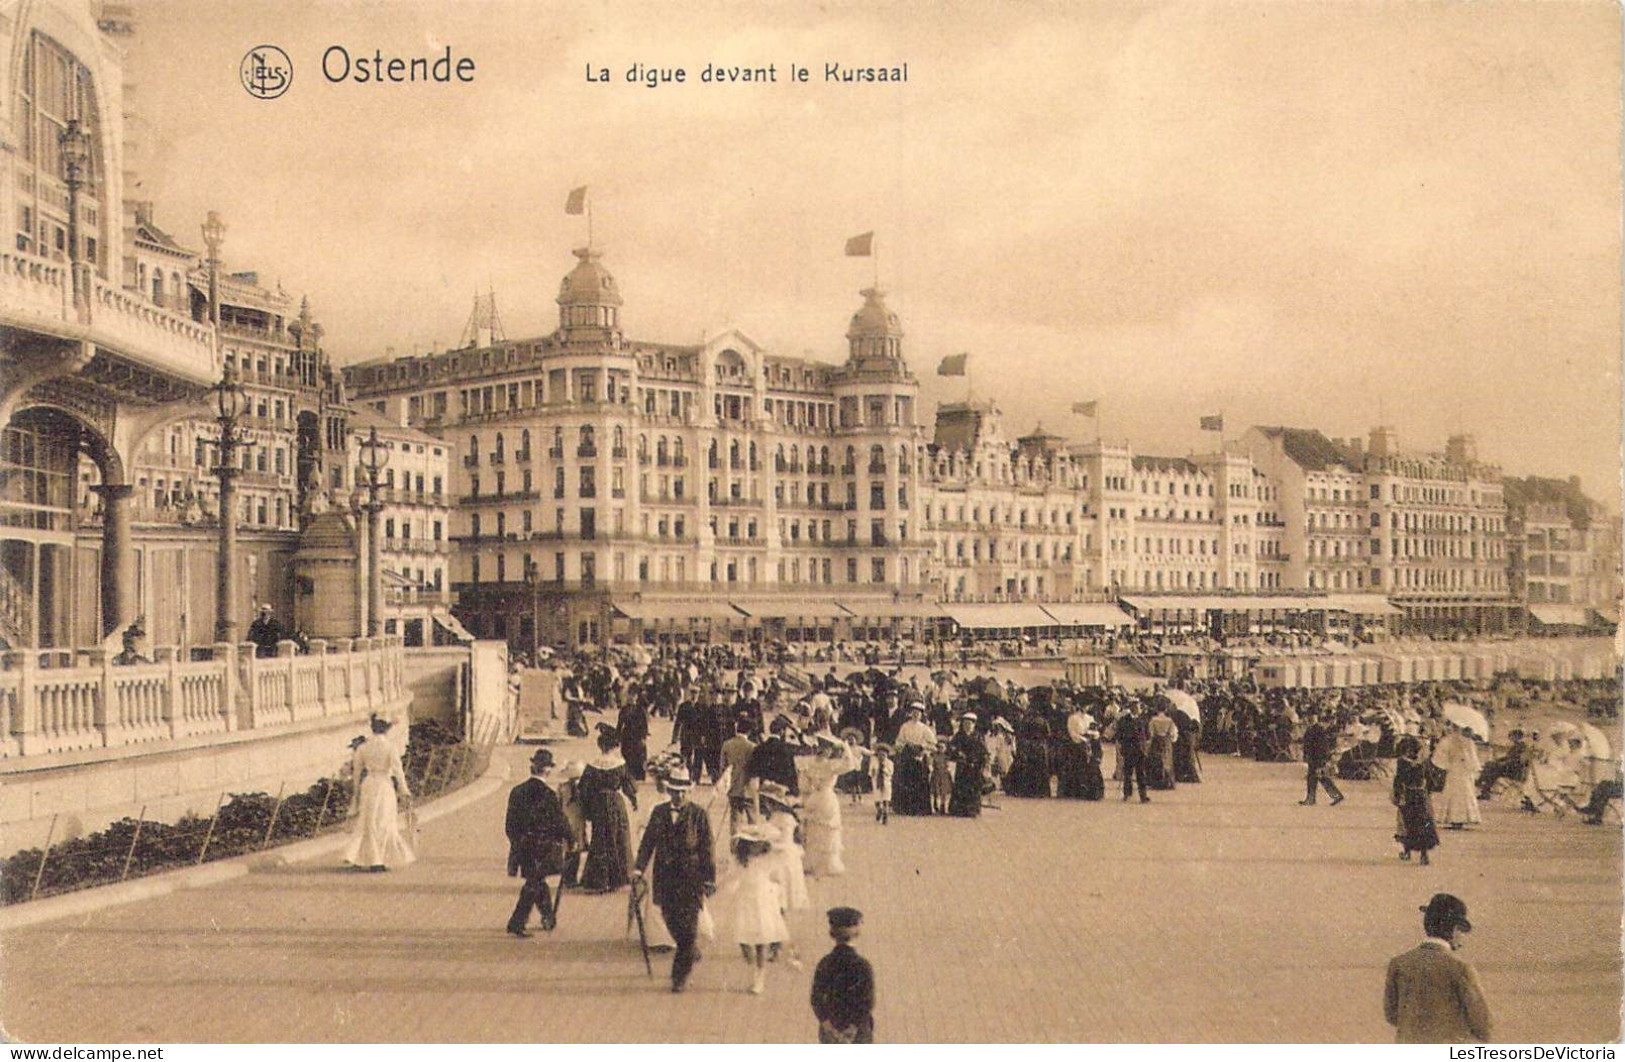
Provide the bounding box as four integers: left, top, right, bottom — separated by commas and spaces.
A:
358, 428, 390, 637
201, 211, 226, 327
212, 366, 248, 643
59, 118, 90, 307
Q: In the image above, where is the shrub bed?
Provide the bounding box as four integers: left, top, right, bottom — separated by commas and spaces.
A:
2, 723, 490, 905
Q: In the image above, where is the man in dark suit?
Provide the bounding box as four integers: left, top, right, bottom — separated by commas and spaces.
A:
1384, 893, 1492, 1043
1299, 711, 1345, 806
618, 699, 650, 781
1106, 703, 1150, 803
505, 749, 573, 938
633, 767, 716, 993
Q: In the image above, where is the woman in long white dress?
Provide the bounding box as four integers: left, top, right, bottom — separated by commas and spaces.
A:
1432, 724, 1482, 828
799, 734, 859, 877
344, 717, 415, 870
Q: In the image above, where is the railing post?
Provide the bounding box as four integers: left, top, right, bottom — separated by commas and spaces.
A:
237, 642, 258, 729
94, 647, 117, 748
28, 813, 59, 902
196, 791, 227, 864
6, 650, 39, 755
309, 639, 328, 716
155, 647, 179, 740
214, 642, 239, 732
120, 806, 148, 882
260, 781, 287, 849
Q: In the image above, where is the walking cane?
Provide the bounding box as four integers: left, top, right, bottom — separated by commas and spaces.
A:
628, 876, 653, 977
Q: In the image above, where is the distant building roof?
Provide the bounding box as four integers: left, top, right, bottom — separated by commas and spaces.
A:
348, 406, 445, 448
1131, 454, 1201, 475
1254, 426, 1358, 473
1504, 475, 1597, 530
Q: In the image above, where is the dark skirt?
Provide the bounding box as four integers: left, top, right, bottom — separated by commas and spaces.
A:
1004, 740, 1052, 798
1395, 791, 1439, 852
581, 796, 631, 890
893, 748, 933, 815
1174, 738, 1202, 783
1055, 743, 1092, 800
948, 767, 982, 818
1081, 758, 1105, 800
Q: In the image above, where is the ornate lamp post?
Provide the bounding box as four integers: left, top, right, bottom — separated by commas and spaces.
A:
200, 211, 226, 327
212, 366, 248, 642
58, 118, 91, 307
358, 428, 390, 636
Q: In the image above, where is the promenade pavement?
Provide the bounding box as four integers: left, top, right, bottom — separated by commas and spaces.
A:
1, 721, 1618, 1043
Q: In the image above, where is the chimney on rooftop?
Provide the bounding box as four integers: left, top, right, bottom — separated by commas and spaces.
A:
1369, 426, 1398, 458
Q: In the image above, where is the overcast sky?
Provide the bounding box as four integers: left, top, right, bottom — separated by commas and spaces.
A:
126, 1, 1621, 500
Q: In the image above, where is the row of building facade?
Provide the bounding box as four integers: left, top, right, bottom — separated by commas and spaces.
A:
343, 245, 1622, 649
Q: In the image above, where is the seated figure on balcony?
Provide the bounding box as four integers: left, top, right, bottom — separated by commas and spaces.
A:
248, 602, 287, 658
111, 619, 152, 666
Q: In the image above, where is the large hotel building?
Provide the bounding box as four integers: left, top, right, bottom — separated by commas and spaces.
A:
345, 247, 1537, 650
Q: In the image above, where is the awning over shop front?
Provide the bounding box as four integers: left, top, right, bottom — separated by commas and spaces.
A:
730, 599, 853, 621
1120, 595, 1368, 615
1323, 594, 1404, 616
942, 603, 1057, 629
838, 599, 946, 619
612, 600, 745, 622
1038, 603, 1133, 627
1529, 605, 1594, 627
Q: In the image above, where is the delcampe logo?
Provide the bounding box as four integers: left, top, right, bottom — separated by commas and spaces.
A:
240, 45, 292, 100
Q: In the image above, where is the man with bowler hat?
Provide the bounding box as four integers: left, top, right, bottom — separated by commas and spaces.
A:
633, 766, 716, 992
505, 748, 573, 937
1384, 893, 1492, 1043
811, 906, 874, 1043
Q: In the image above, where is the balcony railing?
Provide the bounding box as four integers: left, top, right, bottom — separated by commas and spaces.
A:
0, 637, 408, 764
2, 250, 220, 385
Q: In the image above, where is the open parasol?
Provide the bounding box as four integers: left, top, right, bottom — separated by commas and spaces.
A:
1163, 689, 1201, 723
1441, 701, 1491, 743
1578, 722, 1612, 761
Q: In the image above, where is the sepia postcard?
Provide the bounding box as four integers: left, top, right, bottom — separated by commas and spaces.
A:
0, 0, 1620, 1049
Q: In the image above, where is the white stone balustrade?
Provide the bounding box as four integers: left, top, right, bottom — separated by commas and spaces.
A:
0, 637, 409, 769
0, 249, 219, 385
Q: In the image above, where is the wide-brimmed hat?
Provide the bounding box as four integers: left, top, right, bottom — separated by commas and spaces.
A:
757, 780, 799, 809
1420, 893, 1472, 933
959, 712, 978, 724
664, 767, 693, 790
734, 823, 774, 844
991, 717, 1014, 733
872, 742, 894, 756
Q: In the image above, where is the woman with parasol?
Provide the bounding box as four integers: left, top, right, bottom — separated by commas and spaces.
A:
1432, 721, 1483, 829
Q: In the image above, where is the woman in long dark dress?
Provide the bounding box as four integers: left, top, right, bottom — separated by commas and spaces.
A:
1080, 729, 1105, 800
1004, 714, 1053, 797
946, 716, 988, 817
579, 729, 638, 891
891, 705, 937, 815
1391, 736, 1439, 865
1173, 713, 1203, 783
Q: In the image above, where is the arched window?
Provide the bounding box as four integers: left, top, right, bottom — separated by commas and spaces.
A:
520, 428, 531, 454
494, 432, 505, 458
469, 434, 479, 460
657, 436, 668, 463
673, 438, 684, 461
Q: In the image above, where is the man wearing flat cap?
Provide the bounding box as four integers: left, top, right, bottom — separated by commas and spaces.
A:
505, 748, 573, 937
1383, 893, 1492, 1043
811, 907, 874, 1043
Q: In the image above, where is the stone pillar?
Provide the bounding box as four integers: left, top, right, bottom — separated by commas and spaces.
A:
216, 466, 241, 643
91, 484, 136, 638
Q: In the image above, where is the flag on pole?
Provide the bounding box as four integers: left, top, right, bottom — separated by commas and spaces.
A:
844, 232, 874, 257
565, 186, 588, 215
936, 353, 968, 377
1072, 401, 1098, 417
1200, 414, 1225, 432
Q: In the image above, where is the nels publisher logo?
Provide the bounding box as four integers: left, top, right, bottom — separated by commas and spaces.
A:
240, 45, 292, 100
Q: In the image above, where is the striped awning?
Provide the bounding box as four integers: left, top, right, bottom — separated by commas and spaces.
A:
1529, 605, 1594, 627
730, 599, 852, 621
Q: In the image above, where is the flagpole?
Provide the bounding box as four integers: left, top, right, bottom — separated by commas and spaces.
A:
587, 196, 594, 251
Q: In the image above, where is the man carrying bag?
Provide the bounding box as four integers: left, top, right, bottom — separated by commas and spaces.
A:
506, 749, 573, 937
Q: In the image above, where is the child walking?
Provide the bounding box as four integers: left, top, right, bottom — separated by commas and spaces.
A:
728, 825, 789, 995
929, 741, 954, 815
871, 744, 894, 824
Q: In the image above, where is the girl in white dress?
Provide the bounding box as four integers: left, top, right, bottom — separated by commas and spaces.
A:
758, 781, 809, 968
344, 717, 415, 870
727, 826, 788, 995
